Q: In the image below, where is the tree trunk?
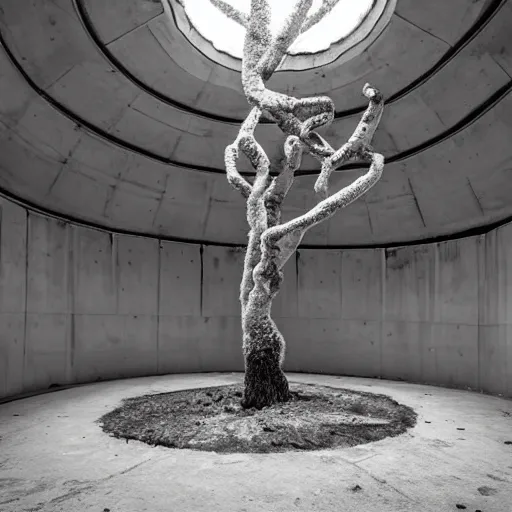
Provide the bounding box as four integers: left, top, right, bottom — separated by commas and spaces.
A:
222, 0, 386, 411
241, 312, 290, 409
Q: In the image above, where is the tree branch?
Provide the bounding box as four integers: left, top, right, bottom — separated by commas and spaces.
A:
209, 0, 248, 27
242, 1, 335, 159
224, 106, 262, 199
262, 136, 305, 269
263, 151, 385, 247
244, 0, 272, 71
301, 0, 342, 33
314, 84, 385, 199
264, 136, 303, 218
257, 0, 314, 78
229, 107, 272, 311
239, 135, 302, 310
228, 1, 387, 314
269, 84, 384, 268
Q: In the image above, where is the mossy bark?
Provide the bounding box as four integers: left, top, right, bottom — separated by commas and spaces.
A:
221, 0, 386, 410
240, 240, 291, 409
241, 314, 290, 409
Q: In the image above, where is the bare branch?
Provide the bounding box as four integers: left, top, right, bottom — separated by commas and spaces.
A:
229, 107, 271, 311
209, 0, 248, 27
314, 83, 385, 198
265, 136, 303, 206
238, 4, 386, 261
276, 230, 305, 269
224, 107, 262, 199
240, 135, 302, 310
257, 0, 314, 78
263, 151, 385, 247
227, 3, 386, 310
348, 84, 385, 145
248, 151, 385, 319
301, 0, 342, 33
244, 0, 272, 70
260, 136, 304, 268
271, 85, 384, 267
225, 0, 388, 409
242, 1, 335, 157
225, 145, 252, 199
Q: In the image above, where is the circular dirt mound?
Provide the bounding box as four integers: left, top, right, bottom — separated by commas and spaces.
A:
99, 383, 417, 453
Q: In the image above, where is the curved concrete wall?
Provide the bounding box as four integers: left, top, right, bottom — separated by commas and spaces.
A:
1, 194, 510, 400
1, 0, 512, 247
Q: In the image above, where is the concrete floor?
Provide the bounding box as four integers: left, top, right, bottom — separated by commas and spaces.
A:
0, 373, 511, 512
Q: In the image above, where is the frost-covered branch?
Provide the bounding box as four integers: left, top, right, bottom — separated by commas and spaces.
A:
264, 151, 384, 247
257, 0, 313, 77
226, 0, 386, 318
224, 106, 262, 199
267, 85, 384, 268
302, 0, 342, 33
208, 0, 342, 49
226, 106, 270, 310
238, 135, 303, 311
242, 0, 335, 158
243, 0, 272, 71
262, 136, 306, 268
209, 0, 248, 26
220, 0, 388, 409
314, 84, 384, 198
264, 135, 303, 226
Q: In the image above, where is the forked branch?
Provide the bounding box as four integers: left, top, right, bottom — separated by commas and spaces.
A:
239, 135, 303, 310
223, 0, 385, 310
243, 0, 336, 158
224, 106, 262, 199
302, 0, 343, 32
314, 84, 384, 199
209, 0, 249, 26
208, 0, 343, 36
264, 151, 385, 247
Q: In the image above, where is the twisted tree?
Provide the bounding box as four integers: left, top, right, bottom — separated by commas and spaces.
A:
221, 0, 385, 409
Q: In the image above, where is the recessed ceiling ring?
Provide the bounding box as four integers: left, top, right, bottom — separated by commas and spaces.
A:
165, 0, 396, 73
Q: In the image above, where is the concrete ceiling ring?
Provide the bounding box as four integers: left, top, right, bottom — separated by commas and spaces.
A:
3, 185, 512, 251
1, 21, 510, 179
167, 0, 392, 73
73, 0, 506, 124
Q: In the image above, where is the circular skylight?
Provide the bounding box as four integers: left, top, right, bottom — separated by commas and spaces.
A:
178, 0, 374, 59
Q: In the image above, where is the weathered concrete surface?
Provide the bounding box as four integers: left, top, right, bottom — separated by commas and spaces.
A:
0, 0, 511, 245
1, 194, 512, 400
0, 373, 511, 512
0, 0, 512, 401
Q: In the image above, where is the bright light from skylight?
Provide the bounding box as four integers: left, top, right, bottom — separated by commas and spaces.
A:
178, 0, 374, 58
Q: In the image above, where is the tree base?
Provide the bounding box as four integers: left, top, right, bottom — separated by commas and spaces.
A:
98, 383, 418, 454
242, 348, 290, 409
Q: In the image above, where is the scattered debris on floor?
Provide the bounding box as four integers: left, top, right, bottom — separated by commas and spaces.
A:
477, 485, 498, 496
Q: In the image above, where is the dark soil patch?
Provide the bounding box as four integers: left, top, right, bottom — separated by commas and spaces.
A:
98, 383, 417, 453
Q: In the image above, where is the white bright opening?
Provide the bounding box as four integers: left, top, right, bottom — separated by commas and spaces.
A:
179, 0, 374, 58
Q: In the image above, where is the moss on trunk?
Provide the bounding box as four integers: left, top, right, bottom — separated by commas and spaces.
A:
242, 346, 290, 409
241, 312, 290, 409
222, 1, 386, 412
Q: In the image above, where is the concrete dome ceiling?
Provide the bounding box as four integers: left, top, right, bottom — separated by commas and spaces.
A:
0, 0, 511, 247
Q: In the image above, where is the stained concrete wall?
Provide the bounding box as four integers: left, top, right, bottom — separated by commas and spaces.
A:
1, 195, 511, 399
1, 0, 512, 247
